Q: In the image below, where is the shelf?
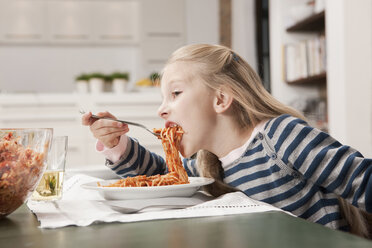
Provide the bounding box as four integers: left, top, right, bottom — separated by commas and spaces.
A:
286, 72, 326, 85
286, 11, 325, 32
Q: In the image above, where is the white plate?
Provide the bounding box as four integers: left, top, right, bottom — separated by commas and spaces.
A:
81, 177, 215, 200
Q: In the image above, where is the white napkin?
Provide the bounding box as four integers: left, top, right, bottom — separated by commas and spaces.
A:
27, 174, 294, 228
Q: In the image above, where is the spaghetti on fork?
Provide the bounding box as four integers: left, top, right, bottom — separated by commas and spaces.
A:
100, 126, 189, 187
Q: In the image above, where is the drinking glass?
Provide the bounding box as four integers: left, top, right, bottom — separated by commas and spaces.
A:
31, 136, 68, 201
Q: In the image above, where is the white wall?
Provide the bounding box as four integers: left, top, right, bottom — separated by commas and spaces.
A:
326, 0, 372, 157
0, 46, 139, 93
232, 0, 257, 71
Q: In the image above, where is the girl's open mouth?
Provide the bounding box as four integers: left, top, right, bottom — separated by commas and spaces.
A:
165, 121, 179, 128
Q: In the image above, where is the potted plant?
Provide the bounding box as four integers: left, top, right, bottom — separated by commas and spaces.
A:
89, 72, 106, 94
75, 73, 90, 93
110, 72, 130, 94
103, 74, 113, 93
135, 72, 160, 89
149, 72, 160, 87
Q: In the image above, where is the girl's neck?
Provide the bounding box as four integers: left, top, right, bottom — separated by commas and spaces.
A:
208, 118, 254, 159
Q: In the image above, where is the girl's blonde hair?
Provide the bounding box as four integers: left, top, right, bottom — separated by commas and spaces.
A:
165, 43, 371, 238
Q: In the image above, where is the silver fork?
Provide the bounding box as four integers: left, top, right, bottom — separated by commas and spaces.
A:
79, 109, 160, 137
108, 204, 193, 214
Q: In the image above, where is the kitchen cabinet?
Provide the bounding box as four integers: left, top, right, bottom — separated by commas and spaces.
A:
142, 0, 185, 35
141, 0, 185, 75
0, 0, 186, 79
141, 36, 185, 73
47, 0, 139, 44
93, 1, 140, 44
0, 0, 141, 45
0, 0, 46, 43
47, 1, 93, 44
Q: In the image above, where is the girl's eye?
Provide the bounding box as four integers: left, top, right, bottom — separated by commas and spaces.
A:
172, 91, 182, 98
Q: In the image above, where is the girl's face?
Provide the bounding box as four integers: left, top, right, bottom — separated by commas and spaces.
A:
158, 61, 217, 158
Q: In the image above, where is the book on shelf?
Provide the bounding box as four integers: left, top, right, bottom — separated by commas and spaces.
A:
283, 35, 326, 83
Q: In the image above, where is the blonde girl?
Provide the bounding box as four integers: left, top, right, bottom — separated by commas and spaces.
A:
82, 44, 372, 238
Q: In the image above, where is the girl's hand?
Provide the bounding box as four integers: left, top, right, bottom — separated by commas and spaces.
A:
81, 111, 129, 148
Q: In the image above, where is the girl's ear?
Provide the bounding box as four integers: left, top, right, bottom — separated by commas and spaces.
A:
213, 87, 233, 114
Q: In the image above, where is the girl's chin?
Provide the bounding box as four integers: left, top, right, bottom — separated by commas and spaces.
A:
180, 151, 192, 159
180, 147, 197, 159
179, 145, 191, 158
179, 138, 197, 158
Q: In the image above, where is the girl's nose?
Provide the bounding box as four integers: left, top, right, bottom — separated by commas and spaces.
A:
157, 102, 169, 119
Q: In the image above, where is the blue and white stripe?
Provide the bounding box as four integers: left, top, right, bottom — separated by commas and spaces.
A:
107, 114, 372, 230
106, 137, 167, 177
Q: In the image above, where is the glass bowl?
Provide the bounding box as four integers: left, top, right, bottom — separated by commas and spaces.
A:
0, 128, 53, 218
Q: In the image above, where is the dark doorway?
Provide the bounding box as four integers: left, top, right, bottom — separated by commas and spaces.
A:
255, 0, 270, 92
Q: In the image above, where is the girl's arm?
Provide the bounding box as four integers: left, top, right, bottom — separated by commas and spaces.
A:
82, 111, 169, 178
106, 137, 167, 178
97, 134, 129, 163
269, 115, 372, 212
103, 134, 200, 178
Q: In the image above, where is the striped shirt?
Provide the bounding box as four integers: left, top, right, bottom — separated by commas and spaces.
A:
105, 114, 372, 230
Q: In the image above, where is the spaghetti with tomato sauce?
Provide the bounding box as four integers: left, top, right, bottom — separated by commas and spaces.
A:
101, 126, 189, 187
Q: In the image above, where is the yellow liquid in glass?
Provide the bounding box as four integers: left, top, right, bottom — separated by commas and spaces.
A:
32, 170, 64, 201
